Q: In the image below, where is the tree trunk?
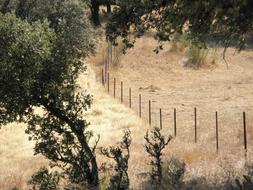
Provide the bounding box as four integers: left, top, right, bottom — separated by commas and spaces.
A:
90, 0, 100, 26
106, 0, 111, 13
78, 132, 100, 189
40, 99, 101, 189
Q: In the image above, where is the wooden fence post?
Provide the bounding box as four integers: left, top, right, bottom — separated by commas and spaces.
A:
243, 112, 247, 159
194, 107, 197, 143
107, 72, 110, 93
121, 81, 123, 103
114, 78, 116, 98
216, 111, 219, 153
174, 108, 177, 137
102, 68, 104, 86
139, 94, 142, 118
149, 100, 151, 126
160, 108, 162, 129
129, 88, 132, 108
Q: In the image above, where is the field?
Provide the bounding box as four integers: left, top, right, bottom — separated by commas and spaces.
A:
91, 36, 253, 156
1, 35, 253, 189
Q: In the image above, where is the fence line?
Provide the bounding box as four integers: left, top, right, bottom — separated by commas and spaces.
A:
102, 71, 250, 158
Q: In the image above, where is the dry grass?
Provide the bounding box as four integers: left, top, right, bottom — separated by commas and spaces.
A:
0, 65, 147, 190
88, 35, 253, 188
83, 55, 253, 189
0, 124, 47, 190
1, 35, 253, 189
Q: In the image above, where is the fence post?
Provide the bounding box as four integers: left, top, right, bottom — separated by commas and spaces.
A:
149, 100, 151, 126
243, 112, 247, 159
102, 68, 104, 86
107, 72, 110, 93
216, 111, 219, 153
160, 108, 162, 130
194, 107, 197, 143
174, 108, 177, 137
129, 88, 132, 108
114, 78, 116, 98
121, 81, 123, 103
139, 94, 142, 118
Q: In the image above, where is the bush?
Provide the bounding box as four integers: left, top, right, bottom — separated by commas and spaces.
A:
28, 167, 61, 190
0, 2, 100, 189
172, 33, 209, 67
100, 130, 131, 190
187, 43, 208, 67
11, 187, 20, 190
160, 158, 185, 190
144, 128, 172, 189
234, 163, 253, 190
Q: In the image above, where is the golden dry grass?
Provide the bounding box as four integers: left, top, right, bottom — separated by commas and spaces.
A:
0, 124, 47, 190
88, 35, 253, 188
1, 35, 253, 189
90, 36, 253, 158
0, 65, 149, 189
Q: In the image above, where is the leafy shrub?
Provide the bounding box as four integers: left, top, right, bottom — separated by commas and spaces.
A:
11, 187, 20, 190
144, 128, 172, 189
160, 158, 185, 190
101, 130, 131, 190
28, 167, 61, 190
172, 33, 209, 67
234, 163, 253, 190
187, 43, 208, 67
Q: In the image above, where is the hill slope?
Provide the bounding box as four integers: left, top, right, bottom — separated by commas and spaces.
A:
1, 35, 253, 189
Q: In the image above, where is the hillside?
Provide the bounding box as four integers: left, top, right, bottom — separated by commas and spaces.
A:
89, 35, 253, 187
0, 64, 146, 189
1, 35, 253, 189
90, 36, 253, 159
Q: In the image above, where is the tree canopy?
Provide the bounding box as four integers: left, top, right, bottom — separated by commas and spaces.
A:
0, 0, 101, 188
0, 12, 56, 123
0, 0, 97, 124
107, 0, 253, 50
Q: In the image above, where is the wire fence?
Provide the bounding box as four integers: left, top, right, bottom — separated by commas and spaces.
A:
101, 70, 252, 160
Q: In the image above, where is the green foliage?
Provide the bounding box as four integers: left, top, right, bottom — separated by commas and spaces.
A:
160, 158, 185, 190
144, 128, 172, 189
28, 167, 61, 190
101, 130, 131, 190
172, 33, 208, 67
107, 0, 253, 51
187, 44, 208, 67
100, 176, 111, 190
184, 36, 208, 67
0, 2, 100, 188
11, 187, 20, 190
0, 12, 56, 123
234, 163, 253, 190
1, 0, 96, 59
